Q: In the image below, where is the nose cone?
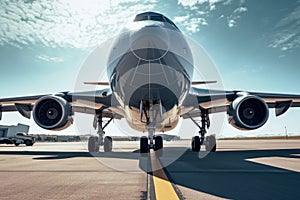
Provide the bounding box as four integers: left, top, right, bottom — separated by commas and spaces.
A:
129, 26, 169, 61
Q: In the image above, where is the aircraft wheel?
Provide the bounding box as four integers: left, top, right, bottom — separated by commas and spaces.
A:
140, 136, 149, 154
104, 136, 113, 152
154, 135, 163, 150
205, 135, 216, 152
154, 136, 163, 157
191, 136, 201, 152
88, 136, 98, 152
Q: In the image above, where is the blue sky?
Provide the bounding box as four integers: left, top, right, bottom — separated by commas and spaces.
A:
0, 0, 299, 137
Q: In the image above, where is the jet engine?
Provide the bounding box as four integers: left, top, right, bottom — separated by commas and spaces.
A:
228, 94, 269, 130
33, 95, 72, 130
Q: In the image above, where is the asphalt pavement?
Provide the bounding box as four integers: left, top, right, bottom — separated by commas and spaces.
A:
0, 139, 299, 200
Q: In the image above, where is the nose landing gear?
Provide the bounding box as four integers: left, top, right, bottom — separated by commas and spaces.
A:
139, 128, 163, 156
139, 99, 164, 156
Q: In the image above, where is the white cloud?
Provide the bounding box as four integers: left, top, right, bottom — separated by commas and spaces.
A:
178, 0, 227, 11
0, 0, 156, 50
178, 0, 207, 7
210, 4, 216, 10
227, 6, 247, 28
177, 0, 247, 32
228, 19, 236, 28
269, 5, 300, 51
218, 14, 225, 20
174, 15, 208, 33
36, 55, 64, 62
173, 15, 190, 24
0, 0, 250, 47
270, 33, 296, 48
223, 0, 233, 5
234, 6, 247, 14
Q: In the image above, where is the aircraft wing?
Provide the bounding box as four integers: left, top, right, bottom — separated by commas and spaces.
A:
0, 89, 124, 120
182, 87, 300, 119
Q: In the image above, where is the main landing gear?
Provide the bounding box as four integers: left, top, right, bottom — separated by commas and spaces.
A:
88, 109, 113, 153
190, 109, 216, 152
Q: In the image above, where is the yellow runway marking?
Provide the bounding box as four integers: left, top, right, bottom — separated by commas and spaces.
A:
150, 152, 179, 200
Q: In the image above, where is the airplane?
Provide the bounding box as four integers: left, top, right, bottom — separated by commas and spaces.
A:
1, 11, 300, 154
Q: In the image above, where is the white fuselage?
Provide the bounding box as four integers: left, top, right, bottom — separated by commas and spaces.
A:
106, 16, 194, 132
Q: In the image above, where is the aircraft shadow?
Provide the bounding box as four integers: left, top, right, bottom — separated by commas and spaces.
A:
0, 150, 142, 160
1, 146, 300, 199
159, 148, 300, 200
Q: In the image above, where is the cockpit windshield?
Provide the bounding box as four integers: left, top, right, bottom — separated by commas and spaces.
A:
134, 12, 179, 30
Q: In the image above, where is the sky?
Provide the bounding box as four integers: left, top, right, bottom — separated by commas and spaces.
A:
0, 0, 300, 138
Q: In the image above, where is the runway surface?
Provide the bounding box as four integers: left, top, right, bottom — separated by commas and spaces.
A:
0, 139, 300, 200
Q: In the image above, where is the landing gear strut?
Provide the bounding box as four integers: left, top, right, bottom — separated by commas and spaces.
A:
139, 100, 163, 156
190, 109, 216, 152
88, 109, 113, 153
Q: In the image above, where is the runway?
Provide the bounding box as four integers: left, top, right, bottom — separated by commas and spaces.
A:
0, 139, 300, 200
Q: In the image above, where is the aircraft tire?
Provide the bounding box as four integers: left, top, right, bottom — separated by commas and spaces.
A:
104, 136, 113, 152
154, 135, 163, 157
140, 136, 149, 154
88, 136, 98, 152
154, 135, 163, 150
192, 136, 201, 152
205, 135, 216, 152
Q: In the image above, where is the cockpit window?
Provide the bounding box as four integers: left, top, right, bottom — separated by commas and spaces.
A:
150, 15, 164, 22
134, 15, 149, 22
134, 12, 180, 31
164, 17, 179, 30
134, 12, 165, 23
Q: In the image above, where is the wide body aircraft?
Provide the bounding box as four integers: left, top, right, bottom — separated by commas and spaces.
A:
1, 12, 300, 154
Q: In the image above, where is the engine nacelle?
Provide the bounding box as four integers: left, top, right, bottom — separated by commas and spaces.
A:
33, 95, 72, 130
228, 94, 269, 130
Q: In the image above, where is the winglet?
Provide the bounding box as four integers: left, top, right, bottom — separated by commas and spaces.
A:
84, 82, 110, 86
192, 81, 217, 85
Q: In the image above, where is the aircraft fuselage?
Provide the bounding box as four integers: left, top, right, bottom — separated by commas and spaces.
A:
106, 12, 194, 132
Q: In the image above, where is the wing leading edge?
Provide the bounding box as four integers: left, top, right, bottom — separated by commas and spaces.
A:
183, 87, 300, 119
0, 89, 123, 121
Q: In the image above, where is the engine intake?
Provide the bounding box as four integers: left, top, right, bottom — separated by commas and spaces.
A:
33, 95, 72, 130
228, 95, 269, 130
